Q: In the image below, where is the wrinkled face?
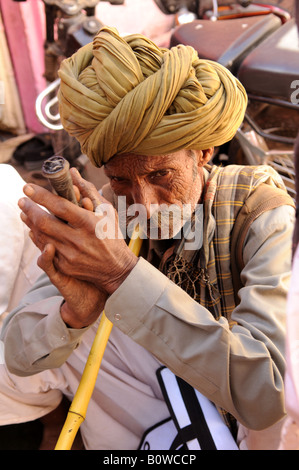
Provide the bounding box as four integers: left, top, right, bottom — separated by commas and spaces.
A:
104, 148, 213, 239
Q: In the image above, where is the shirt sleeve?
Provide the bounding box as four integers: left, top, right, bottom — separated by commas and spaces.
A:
0, 273, 90, 376
1, 205, 294, 430
103, 205, 294, 430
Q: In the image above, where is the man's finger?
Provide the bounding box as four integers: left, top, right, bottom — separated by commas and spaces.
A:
73, 185, 81, 204
19, 196, 65, 238
81, 197, 94, 212
70, 168, 108, 210
21, 183, 90, 228
37, 244, 63, 285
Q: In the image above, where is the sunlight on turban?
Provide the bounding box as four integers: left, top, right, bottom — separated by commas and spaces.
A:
58, 26, 247, 167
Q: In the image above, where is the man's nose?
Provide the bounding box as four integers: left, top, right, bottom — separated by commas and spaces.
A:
132, 183, 158, 219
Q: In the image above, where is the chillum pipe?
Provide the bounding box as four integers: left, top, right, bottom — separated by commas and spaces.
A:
41, 156, 142, 450
42, 156, 79, 205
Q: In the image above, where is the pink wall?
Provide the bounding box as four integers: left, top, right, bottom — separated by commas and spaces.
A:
0, 0, 46, 133
19, 0, 46, 98
0, 0, 173, 134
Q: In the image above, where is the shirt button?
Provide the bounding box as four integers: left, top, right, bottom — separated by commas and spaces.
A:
114, 313, 121, 321
60, 335, 66, 341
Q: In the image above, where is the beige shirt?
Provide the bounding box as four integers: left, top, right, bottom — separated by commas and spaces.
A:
1, 204, 295, 432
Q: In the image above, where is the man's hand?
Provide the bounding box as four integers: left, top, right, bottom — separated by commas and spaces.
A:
18, 174, 138, 326
39, 243, 107, 328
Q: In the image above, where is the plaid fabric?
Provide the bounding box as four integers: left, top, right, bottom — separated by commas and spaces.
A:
162, 163, 290, 436
163, 163, 287, 320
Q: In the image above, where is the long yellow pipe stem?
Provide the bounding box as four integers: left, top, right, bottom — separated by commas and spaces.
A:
55, 231, 142, 450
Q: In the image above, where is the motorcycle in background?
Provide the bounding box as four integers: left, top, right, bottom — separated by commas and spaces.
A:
154, 0, 299, 200
35, 0, 299, 199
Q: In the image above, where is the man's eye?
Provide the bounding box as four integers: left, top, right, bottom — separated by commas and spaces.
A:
149, 170, 170, 180
110, 176, 126, 183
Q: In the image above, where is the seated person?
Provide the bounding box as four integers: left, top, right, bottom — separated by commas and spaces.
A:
279, 132, 299, 450
0, 163, 43, 449
0, 27, 295, 450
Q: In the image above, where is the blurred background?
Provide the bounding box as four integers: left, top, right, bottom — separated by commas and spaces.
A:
0, 0, 297, 192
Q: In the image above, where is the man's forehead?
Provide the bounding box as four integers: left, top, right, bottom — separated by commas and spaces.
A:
104, 151, 185, 173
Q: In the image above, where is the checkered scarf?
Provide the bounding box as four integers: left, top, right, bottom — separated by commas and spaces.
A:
161, 163, 288, 434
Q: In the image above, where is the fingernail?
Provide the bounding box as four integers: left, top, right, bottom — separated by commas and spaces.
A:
20, 211, 27, 221
70, 167, 80, 176
18, 198, 26, 209
24, 184, 34, 197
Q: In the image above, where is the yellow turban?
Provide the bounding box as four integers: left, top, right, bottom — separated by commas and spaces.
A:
58, 26, 247, 167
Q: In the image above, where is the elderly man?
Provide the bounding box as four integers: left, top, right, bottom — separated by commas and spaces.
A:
0, 27, 295, 450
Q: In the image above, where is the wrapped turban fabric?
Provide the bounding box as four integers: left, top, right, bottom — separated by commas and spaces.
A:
58, 26, 248, 167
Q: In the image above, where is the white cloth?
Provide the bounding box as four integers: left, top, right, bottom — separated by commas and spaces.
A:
0, 320, 169, 450
279, 244, 299, 449
0, 164, 42, 315
0, 164, 42, 358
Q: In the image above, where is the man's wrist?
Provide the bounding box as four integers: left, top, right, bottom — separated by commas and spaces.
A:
60, 301, 91, 329
105, 255, 138, 295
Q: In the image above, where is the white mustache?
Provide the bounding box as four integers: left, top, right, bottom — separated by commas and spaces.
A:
125, 204, 193, 239
95, 199, 203, 250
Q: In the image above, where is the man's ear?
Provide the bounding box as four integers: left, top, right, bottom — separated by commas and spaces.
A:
195, 148, 214, 167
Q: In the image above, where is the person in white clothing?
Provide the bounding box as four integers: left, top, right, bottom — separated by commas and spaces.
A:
0, 164, 42, 324
0, 163, 45, 449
